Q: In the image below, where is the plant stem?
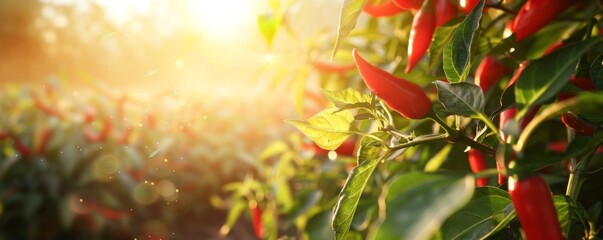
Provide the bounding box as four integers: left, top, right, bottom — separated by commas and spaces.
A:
389, 134, 449, 151
352, 130, 386, 144
473, 169, 500, 179
428, 113, 497, 157
477, 113, 504, 143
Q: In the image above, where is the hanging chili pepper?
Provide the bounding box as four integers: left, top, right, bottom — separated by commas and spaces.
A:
475, 56, 510, 93
508, 175, 563, 240
353, 49, 432, 119
569, 76, 596, 91
405, 0, 435, 73
511, 0, 576, 42
14, 138, 32, 158
310, 139, 357, 157
562, 112, 596, 136
0, 130, 8, 141
250, 203, 263, 239
364, 0, 406, 17
459, 0, 481, 14
36, 128, 53, 155
434, 0, 457, 27
468, 148, 489, 186
393, 0, 424, 10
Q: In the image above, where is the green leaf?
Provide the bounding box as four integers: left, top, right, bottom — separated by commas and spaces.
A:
435, 187, 515, 240
428, 18, 462, 71
591, 55, 603, 91
517, 92, 603, 150
588, 202, 602, 226
357, 132, 389, 165
424, 144, 453, 172
219, 199, 247, 237
443, 0, 485, 83
516, 135, 603, 172
331, 0, 369, 59
306, 210, 336, 240
258, 141, 289, 162
332, 156, 381, 240
435, 81, 485, 117
322, 88, 371, 108
514, 37, 602, 119
258, 13, 282, 47
376, 173, 475, 240
286, 108, 354, 150
288, 190, 323, 221
553, 195, 574, 235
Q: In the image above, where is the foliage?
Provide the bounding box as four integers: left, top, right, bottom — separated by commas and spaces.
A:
224, 0, 603, 239
0, 82, 288, 239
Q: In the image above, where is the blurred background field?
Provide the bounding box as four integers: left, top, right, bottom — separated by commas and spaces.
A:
0, 0, 350, 239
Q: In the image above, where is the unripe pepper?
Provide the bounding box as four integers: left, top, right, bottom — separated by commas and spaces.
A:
405, 0, 435, 73
364, 0, 406, 17
561, 112, 596, 136
512, 0, 576, 42
434, 0, 457, 27
508, 175, 563, 240
353, 49, 432, 119
475, 56, 510, 93
468, 148, 489, 186
393, 0, 424, 10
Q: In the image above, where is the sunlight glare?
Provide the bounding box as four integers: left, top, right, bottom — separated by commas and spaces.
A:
187, 0, 259, 40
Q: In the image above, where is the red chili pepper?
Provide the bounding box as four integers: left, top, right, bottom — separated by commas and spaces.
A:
364, 0, 406, 17
405, 0, 435, 73
547, 141, 567, 153
84, 107, 97, 124
83, 117, 112, 143
542, 42, 564, 56
250, 204, 263, 239
97, 206, 130, 220
97, 117, 112, 141
117, 126, 133, 145
508, 175, 563, 240
0, 131, 8, 141
458, 0, 480, 14
511, 0, 576, 42
561, 112, 596, 136
393, 0, 424, 10
309, 139, 357, 157
569, 76, 596, 91
145, 112, 157, 129
474, 56, 510, 93
36, 128, 53, 155
32, 92, 64, 120
498, 105, 540, 185
353, 49, 432, 119
14, 138, 32, 158
468, 148, 489, 186
335, 139, 357, 157
311, 61, 356, 74
434, 0, 457, 27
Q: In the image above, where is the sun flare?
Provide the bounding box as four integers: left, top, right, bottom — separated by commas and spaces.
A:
186, 0, 260, 40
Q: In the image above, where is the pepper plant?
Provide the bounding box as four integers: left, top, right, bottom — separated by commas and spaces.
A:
241, 0, 603, 239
